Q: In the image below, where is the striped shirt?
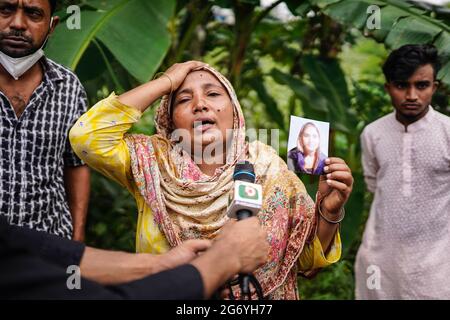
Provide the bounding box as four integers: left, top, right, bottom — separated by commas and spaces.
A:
0, 58, 87, 238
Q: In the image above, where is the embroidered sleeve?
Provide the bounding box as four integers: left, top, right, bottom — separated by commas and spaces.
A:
69, 93, 141, 192
298, 231, 342, 274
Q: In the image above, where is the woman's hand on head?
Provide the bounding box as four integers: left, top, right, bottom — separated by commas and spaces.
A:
318, 157, 353, 215
117, 61, 207, 113
164, 61, 208, 94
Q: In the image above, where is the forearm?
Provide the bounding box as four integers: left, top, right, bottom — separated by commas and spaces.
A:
316, 215, 339, 254
315, 193, 342, 253
118, 76, 171, 113
64, 165, 90, 242
316, 156, 352, 254
80, 247, 161, 285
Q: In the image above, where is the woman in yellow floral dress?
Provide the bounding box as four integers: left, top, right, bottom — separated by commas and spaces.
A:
69, 61, 353, 299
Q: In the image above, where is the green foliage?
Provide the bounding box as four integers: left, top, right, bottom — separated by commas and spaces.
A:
46, 0, 176, 83
321, 0, 450, 87
298, 260, 355, 300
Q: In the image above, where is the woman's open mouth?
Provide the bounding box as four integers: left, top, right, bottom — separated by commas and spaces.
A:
193, 118, 216, 132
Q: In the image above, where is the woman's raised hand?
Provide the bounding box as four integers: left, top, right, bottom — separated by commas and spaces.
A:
318, 157, 354, 217
163, 61, 208, 95
118, 61, 207, 112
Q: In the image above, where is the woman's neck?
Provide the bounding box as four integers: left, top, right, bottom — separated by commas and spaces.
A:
198, 163, 222, 176
303, 152, 316, 170
194, 150, 227, 177
304, 152, 315, 160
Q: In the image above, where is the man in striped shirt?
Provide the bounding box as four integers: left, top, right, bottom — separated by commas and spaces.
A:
0, 0, 90, 240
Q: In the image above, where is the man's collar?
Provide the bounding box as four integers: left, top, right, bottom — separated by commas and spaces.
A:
40, 57, 64, 86
394, 105, 434, 133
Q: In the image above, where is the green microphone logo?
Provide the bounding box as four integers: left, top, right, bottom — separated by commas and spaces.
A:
239, 185, 258, 200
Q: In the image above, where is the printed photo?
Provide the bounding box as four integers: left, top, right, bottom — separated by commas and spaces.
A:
287, 116, 330, 175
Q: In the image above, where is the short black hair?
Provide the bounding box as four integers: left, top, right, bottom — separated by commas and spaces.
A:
49, 0, 57, 15
382, 44, 441, 82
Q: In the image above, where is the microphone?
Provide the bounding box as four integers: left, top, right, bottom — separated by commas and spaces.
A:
227, 161, 263, 299
227, 161, 263, 220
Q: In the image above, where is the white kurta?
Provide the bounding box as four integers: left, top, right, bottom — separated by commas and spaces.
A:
355, 107, 450, 299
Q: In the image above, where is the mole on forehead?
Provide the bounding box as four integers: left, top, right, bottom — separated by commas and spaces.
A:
191, 71, 210, 77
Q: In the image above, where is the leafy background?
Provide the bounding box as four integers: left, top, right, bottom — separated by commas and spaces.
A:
48, 0, 449, 299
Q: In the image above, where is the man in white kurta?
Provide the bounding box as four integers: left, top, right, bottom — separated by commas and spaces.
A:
355, 44, 450, 299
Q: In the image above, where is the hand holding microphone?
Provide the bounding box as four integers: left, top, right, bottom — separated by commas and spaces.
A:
226, 161, 266, 299
216, 218, 268, 273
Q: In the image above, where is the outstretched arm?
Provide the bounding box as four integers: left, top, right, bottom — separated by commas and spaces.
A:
80, 239, 212, 285
316, 157, 353, 253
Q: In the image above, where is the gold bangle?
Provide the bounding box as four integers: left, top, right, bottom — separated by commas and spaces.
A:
154, 72, 173, 96
318, 198, 345, 224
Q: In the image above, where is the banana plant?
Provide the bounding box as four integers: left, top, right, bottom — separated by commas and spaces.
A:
45, 0, 176, 84
296, 0, 450, 87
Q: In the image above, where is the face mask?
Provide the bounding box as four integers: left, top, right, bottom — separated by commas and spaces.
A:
0, 17, 53, 80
